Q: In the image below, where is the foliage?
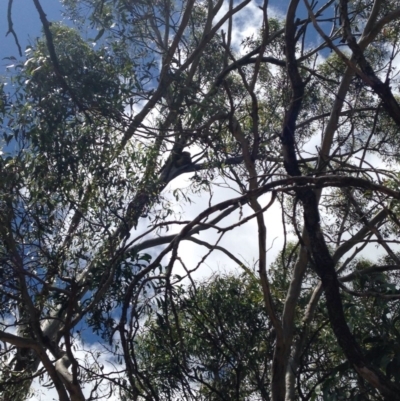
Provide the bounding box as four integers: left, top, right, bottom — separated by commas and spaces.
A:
2, 0, 400, 400
128, 273, 273, 401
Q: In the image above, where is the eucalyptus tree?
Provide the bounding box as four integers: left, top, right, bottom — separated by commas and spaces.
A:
129, 264, 400, 401
129, 273, 274, 401
2, 0, 400, 400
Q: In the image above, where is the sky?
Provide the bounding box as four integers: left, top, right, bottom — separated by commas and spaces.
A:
0, 2, 291, 399
3, 0, 397, 399
0, 1, 350, 400
1, 0, 332, 63
0, 0, 295, 270
1, 0, 64, 62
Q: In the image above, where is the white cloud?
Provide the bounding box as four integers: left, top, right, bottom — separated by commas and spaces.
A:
160, 173, 288, 281
215, 0, 284, 54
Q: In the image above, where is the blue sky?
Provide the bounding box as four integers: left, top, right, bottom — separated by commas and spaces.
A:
1, 0, 310, 63
0, 2, 352, 400
1, 0, 64, 62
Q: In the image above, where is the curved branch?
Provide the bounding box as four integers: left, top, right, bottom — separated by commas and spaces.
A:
32, 0, 89, 115
340, 264, 400, 282
6, 0, 22, 56
298, 186, 400, 399
0, 330, 39, 349
55, 354, 86, 401
186, 236, 249, 270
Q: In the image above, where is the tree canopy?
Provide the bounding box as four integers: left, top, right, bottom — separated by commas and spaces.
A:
2, 0, 400, 400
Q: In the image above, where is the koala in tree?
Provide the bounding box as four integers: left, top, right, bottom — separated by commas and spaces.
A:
159, 151, 192, 182
174, 151, 192, 167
